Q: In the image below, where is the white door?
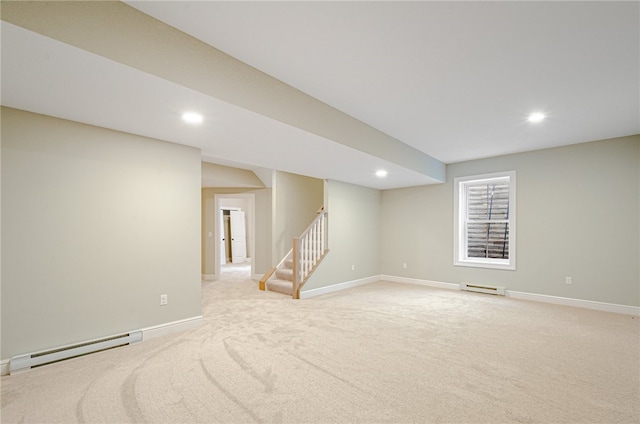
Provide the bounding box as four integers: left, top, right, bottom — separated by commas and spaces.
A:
230, 210, 247, 263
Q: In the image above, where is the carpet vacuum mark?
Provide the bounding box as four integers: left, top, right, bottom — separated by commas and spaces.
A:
1, 275, 638, 423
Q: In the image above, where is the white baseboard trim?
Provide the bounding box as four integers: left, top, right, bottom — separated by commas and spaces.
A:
202, 274, 215, 281
1, 359, 10, 376
506, 290, 640, 316
252, 274, 262, 281
140, 315, 204, 341
300, 275, 379, 299
380, 274, 460, 291
380, 274, 639, 316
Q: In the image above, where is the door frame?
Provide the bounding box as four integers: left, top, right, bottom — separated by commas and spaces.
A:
220, 206, 240, 265
214, 193, 255, 279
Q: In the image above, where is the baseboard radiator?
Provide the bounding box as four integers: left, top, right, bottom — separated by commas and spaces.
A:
460, 283, 505, 296
9, 331, 142, 374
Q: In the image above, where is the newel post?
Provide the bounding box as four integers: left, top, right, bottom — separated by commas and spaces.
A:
292, 237, 300, 299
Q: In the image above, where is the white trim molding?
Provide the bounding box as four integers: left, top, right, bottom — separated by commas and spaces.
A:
140, 316, 203, 341
505, 290, 640, 316
289, 273, 640, 316
1, 359, 10, 376
300, 275, 379, 299
380, 275, 460, 291
381, 275, 639, 316
202, 274, 215, 281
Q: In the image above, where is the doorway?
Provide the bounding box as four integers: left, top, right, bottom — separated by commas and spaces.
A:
219, 208, 247, 265
214, 194, 255, 279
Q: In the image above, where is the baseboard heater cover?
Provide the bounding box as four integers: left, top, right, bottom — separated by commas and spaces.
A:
9, 331, 142, 374
460, 283, 505, 296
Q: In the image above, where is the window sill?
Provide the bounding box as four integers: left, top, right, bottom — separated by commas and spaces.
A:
454, 259, 515, 271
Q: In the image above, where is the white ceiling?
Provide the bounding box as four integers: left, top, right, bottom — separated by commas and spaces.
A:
2, 21, 437, 189
3, 1, 639, 189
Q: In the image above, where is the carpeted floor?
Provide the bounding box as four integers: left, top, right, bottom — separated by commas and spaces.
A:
2, 266, 639, 423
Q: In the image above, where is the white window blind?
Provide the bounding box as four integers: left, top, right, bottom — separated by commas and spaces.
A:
466, 182, 510, 259
454, 171, 515, 270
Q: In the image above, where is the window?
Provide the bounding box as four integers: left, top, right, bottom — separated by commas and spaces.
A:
454, 171, 516, 270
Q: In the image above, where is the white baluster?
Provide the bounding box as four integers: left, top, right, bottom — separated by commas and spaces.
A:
320, 214, 325, 253
312, 223, 317, 264
304, 233, 309, 278
301, 234, 305, 280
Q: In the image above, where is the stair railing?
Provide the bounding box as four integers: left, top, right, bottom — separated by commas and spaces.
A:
292, 207, 328, 299
260, 248, 291, 288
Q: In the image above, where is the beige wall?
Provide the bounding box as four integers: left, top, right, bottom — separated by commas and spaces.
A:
381, 135, 640, 306
201, 188, 272, 277
201, 162, 265, 188
1, 107, 202, 360
3, 104, 635, 367
304, 180, 381, 291
272, 171, 324, 263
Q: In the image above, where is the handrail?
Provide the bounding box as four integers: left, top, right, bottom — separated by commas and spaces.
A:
274, 248, 293, 270
262, 249, 292, 289
298, 208, 327, 240
292, 209, 328, 299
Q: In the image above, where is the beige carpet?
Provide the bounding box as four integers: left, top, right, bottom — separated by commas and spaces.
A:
2, 266, 639, 423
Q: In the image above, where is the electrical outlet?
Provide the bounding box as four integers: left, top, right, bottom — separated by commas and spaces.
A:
565, 277, 572, 285
351, 264, 355, 271
160, 294, 168, 305
403, 262, 407, 269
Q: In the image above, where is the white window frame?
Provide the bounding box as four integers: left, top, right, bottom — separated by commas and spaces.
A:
454, 171, 516, 270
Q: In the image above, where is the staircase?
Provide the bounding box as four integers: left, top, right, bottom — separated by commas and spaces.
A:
265, 252, 296, 296
262, 207, 328, 299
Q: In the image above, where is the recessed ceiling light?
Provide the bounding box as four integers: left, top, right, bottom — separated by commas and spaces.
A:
376, 169, 388, 178
527, 112, 546, 123
182, 111, 203, 125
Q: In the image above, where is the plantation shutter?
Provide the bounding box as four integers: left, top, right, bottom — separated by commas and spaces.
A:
465, 181, 510, 259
